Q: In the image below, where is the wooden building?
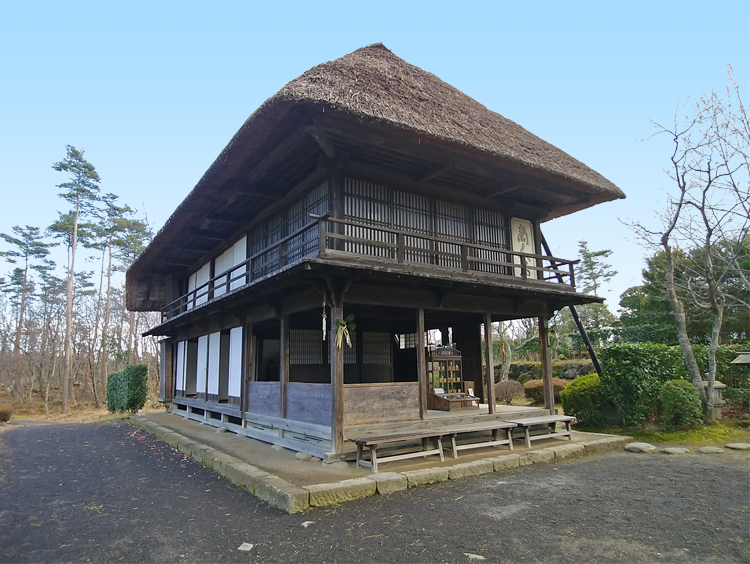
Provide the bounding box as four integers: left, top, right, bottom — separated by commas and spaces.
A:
127, 44, 624, 461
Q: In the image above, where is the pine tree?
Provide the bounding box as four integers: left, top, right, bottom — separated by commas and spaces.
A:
0, 226, 51, 397
52, 146, 101, 412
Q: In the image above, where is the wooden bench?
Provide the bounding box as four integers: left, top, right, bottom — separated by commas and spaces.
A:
352, 421, 519, 473
443, 421, 516, 458
503, 415, 576, 448
352, 432, 446, 473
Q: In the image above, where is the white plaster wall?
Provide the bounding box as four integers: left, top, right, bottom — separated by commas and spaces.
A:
175, 340, 186, 391
228, 327, 243, 397
231, 236, 247, 291
196, 335, 208, 393
207, 332, 221, 395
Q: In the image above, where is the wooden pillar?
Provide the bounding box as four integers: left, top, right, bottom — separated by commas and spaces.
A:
332, 170, 345, 251
483, 314, 496, 414
242, 322, 253, 413
159, 338, 174, 402
417, 308, 428, 420
329, 293, 345, 453
280, 315, 290, 419
539, 316, 555, 415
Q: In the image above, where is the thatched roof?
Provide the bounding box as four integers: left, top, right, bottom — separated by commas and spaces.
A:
266, 43, 624, 199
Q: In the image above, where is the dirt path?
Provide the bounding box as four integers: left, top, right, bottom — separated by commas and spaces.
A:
0, 421, 748, 563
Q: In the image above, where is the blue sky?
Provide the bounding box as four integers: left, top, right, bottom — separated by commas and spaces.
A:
0, 1, 747, 312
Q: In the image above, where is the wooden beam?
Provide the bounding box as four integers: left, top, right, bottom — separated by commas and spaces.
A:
235, 187, 280, 199
163, 260, 194, 267
539, 316, 555, 415
488, 184, 525, 198
307, 125, 336, 159
189, 229, 225, 241
484, 313, 496, 414
418, 161, 453, 182
416, 308, 428, 420
279, 314, 289, 419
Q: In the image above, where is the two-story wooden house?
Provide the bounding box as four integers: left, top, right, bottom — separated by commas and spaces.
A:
127, 44, 624, 461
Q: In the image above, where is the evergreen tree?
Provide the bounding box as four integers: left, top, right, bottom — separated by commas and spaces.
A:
52, 146, 101, 412
0, 226, 51, 396
577, 240, 617, 296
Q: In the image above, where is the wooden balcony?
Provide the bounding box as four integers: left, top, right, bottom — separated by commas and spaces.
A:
161, 214, 579, 320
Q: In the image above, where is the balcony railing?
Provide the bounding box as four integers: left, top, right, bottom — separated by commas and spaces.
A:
161, 214, 578, 320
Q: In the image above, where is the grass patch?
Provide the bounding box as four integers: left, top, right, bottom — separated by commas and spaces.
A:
575, 422, 750, 446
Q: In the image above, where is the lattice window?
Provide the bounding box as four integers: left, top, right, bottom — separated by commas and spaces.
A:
363, 332, 391, 365
290, 330, 323, 365
344, 330, 357, 364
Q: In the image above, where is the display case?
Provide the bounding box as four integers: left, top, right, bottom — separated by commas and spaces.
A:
427, 347, 479, 411
428, 348, 463, 393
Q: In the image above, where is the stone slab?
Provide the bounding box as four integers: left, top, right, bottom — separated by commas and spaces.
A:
698, 446, 725, 454
662, 447, 691, 455
223, 462, 269, 491
548, 443, 586, 460
583, 436, 630, 454
489, 454, 521, 471
404, 467, 449, 487
625, 442, 657, 453
448, 460, 494, 480
520, 449, 555, 465
725, 443, 750, 451
368, 472, 407, 494
254, 475, 310, 514
306, 478, 377, 507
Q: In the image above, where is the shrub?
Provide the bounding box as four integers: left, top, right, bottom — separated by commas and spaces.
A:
106, 371, 127, 413
659, 379, 702, 429
495, 379, 525, 405
560, 373, 616, 427
125, 364, 149, 413
107, 364, 149, 413
524, 378, 569, 405
723, 384, 750, 411
0, 398, 12, 423
599, 343, 677, 426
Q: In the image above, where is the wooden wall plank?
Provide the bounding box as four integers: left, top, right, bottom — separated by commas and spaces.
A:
246, 381, 281, 417
343, 383, 421, 426
286, 383, 332, 426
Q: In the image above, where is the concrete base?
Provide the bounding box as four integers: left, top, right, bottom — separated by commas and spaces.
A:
131, 413, 630, 514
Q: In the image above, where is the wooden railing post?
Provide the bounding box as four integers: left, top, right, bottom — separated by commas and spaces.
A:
318, 217, 327, 257
569, 263, 576, 288
397, 232, 405, 263
461, 244, 469, 271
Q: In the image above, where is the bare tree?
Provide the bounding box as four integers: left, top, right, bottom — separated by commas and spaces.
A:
632, 66, 749, 422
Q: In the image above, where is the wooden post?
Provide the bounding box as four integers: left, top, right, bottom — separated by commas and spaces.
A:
242, 322, 253, 413
332, 171, 344, 251
484, 314, 496, 414
329, 292, 345, 453
159, 338, 174, 402
280, 315, 290, 419
416, 308, 428, 420
539, 316, 555, 415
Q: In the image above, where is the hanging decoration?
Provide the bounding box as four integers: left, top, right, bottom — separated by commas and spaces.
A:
336, 314, 356, 350
322, 298, 328, 341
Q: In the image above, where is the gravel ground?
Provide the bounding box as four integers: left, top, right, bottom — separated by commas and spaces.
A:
0, 421, 748, 563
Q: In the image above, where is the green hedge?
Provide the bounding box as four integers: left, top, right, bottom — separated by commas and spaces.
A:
560, 373, 617, 427
660, 380, 703, 429
599, 342, 748, 427
107, 364, 149, 413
